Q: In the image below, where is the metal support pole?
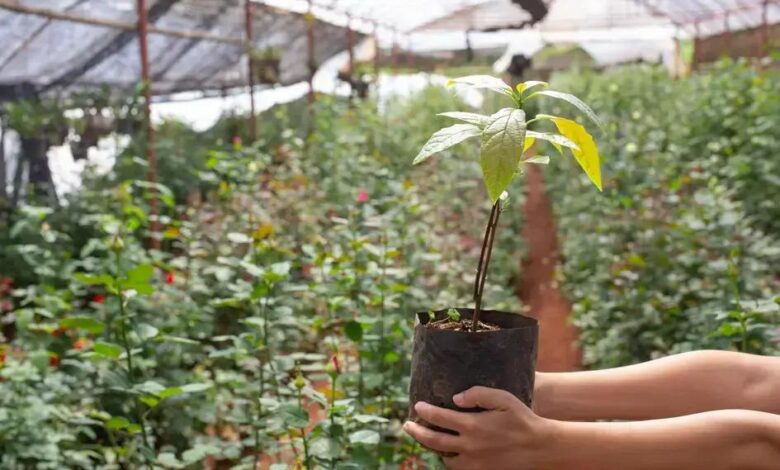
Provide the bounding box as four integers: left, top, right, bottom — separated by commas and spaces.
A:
372, 21, 379, 79
306, 0, 315, 104
406, 34, 413, 71
391, 28, 399, 74
137, 0, 159, 248
346, 14, 354, 77
692, 21, 700, 70
761, 0, 769, 57
244, 0, 257, 142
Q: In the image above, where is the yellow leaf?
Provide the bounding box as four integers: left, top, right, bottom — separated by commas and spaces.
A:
253, 223, 275, 240
523, 136, 535, 153
548, 116, 602, 191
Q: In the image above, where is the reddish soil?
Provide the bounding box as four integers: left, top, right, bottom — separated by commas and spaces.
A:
518, 165, 582, 372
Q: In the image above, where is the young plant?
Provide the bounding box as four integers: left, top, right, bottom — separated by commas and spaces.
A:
413, 75, 603, 331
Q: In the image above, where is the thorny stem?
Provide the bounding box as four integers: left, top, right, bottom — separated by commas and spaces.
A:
329, 374, 337, 469
472, 201, 502, 332
298, 387, 311, 469
113, 249, 153, 468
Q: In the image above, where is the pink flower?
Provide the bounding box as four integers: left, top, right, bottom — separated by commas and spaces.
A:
357, 191, 369, 203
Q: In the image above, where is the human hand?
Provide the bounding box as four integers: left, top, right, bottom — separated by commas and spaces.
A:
403, 386, 553, 470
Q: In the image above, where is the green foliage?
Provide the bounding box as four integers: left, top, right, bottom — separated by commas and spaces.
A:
414, 74, 603, 202
543, 61, 780, 367
0, 86, 523, 467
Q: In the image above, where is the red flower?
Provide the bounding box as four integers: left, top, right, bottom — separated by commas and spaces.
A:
357, 191, 369, 203
52, 327, 66, 338
0, 351, 6, 364
73, 338, 89, 351
0, 300, 12, 312
165, 272, 175, 285
331, 355, 341, 375
49, 354, 60, 367
92, 294, 105, 304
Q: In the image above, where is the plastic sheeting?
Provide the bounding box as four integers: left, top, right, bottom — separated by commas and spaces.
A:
0, 0, 364, 97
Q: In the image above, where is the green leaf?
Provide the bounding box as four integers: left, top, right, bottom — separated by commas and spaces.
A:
105, 416, 131, 430
137, 323, 159, 340
158, 387, 184, 399
522, 155, 551, 165
280, 405, 309, 428
61, 316, 105, 334
529, 90, 604, 129
156, 452, 183, 468
93, 341, 122, 359
140, 396, 160, 408
540, 115, 602, 191
344, 320, 363, 343
446, 308, 461, 321
182, 445, 221, 464
447, 75, 513, 96
226, 232, 251, 244
73, 273, 115, 287
126, 264, 154, 284
438, 111, 490, 127
525, 131, 579, 155
479, 108, 527, 202
349, 429, 380, 445
413, 124, 480, 165
353, 414, 390, 424
179, 383, 212, 394
516, 80, 548, 95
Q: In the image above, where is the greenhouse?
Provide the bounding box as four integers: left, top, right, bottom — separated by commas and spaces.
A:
1, 0, 779, 468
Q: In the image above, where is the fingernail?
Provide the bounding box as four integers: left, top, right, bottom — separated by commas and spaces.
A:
453, 393, 463, 403
402, 421, 411, 431
414, 401, 429, 412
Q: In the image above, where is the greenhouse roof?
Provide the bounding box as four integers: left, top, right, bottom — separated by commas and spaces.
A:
0, 0, 365, 98
0, 0, 777, 100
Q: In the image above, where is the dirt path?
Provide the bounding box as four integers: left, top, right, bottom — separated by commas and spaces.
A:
518, 166, 581, 372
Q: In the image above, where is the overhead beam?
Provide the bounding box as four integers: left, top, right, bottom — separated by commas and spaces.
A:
0, 0, 242, 45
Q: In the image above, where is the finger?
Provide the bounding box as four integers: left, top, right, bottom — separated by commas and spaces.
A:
414, 402, 470, 433
452, 386, 516, 410
403, 421, 460, 453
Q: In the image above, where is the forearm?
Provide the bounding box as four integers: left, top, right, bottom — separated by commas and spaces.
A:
542, 410, 780, 470
535, 350, 780, 421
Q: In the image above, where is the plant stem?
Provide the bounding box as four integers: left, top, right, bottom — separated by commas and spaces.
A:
473, 202, 498, 301
472, 200, 501, 332
113, 252, 152, 468
298, 387, 311, 469
329, 375, 337, 469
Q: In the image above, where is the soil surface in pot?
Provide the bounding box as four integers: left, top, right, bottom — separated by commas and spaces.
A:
427, 317, 500, 332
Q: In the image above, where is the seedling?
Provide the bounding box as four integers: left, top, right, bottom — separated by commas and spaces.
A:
413, 75, 603, 331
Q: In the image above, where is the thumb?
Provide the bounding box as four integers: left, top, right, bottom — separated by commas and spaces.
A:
453, 386, 517, 410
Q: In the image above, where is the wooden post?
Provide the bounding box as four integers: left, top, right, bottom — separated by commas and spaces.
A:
724, 13, 731, 57
244, 0, 257, 142
306, 0, 315, 104
137, 0, 159, 249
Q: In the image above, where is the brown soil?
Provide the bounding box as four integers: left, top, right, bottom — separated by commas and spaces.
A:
427, 318, 501, 332
518, 165, 582, 372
